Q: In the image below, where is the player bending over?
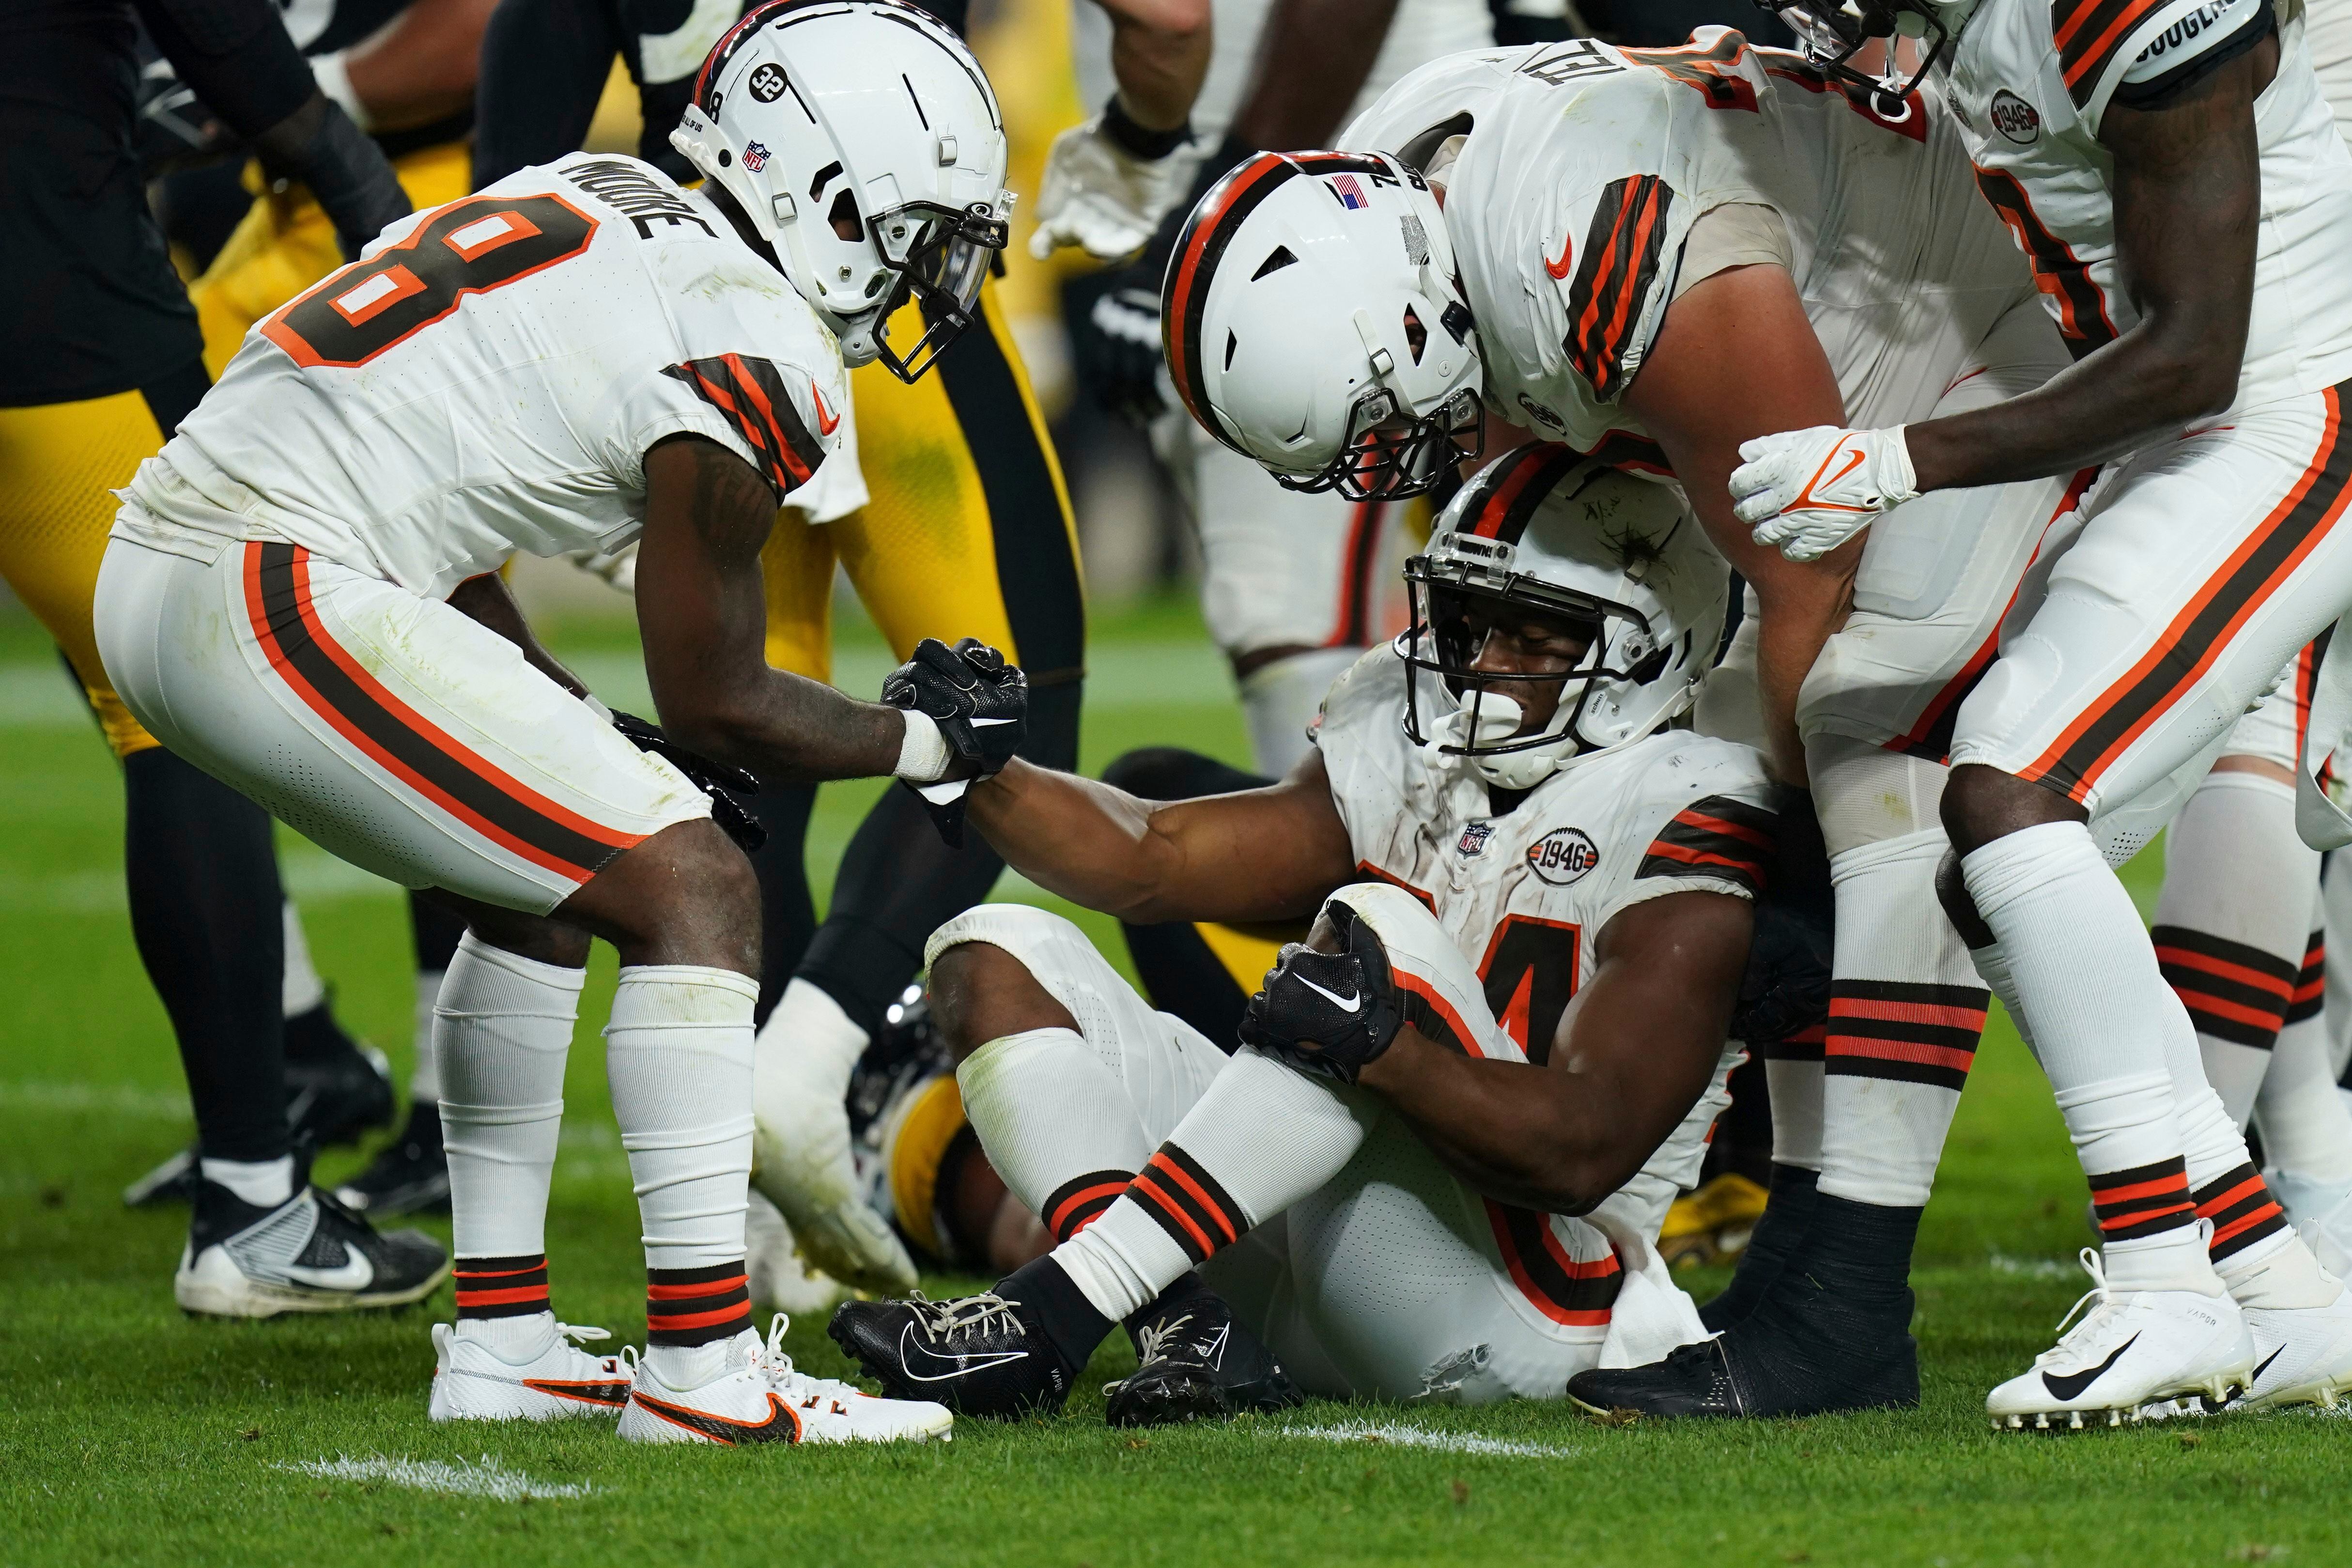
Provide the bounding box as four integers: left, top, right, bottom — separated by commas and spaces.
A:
92, 1, 1020, 1446
831, 450, 1774, 1422
1734, 0, 2352, 1424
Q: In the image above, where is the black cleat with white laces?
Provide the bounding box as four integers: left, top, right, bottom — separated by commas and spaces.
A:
1103, 1283, 1302, 1428
334, 1099, 450, 1216
828, 1289, 1080, 1418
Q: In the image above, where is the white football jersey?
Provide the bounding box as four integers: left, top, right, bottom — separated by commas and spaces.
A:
117, 154, 853, 600
1342, 31, 2039, 454
1945, 0, 2352, 404
1315, 649, 1777, 1060
1068, 0, 1493, 148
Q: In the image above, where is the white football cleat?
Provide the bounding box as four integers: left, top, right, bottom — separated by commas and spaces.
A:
617, 1314, 953, 1446
428, 1317, 634, 1421
746, 1188, 851, 1317
1987, 1249, 2253, 1430
750, 982, 918, 1294
2265, 1169, 2352, 1278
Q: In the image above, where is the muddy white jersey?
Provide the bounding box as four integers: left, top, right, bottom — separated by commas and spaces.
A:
1313, 648, 1777, 1057
115, 154, 851, 600
1068, 0, 1492, 149
1946, 0, 2352, 402
1342, 31, 2039, 455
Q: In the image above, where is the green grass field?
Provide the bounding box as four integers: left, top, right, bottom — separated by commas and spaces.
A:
2, 594, 2344, 1568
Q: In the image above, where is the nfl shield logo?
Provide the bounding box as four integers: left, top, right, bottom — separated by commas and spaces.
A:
1457, 822, 1494, 858
1329, 174, 1368, 210
742, 140, 770, 173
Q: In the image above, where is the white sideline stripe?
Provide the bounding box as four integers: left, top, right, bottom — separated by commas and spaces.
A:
0, 1080, 189, 1118
275, 1455, 597, 1501
1989, 1254, 2078, 1281
1269, 1421, 1577, 1459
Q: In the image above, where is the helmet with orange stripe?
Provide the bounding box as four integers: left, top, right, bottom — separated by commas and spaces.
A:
1400, 444, 1729, 789
1751, 0, 1971, 102
1161, 149, 1480, 502
670, 0, 1012, 381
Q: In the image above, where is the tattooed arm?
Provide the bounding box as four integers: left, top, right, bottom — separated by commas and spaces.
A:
634, 434, 906, 782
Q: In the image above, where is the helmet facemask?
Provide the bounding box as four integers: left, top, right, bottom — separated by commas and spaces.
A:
859, 198, 1010, 380
1749, 0, 1954, 103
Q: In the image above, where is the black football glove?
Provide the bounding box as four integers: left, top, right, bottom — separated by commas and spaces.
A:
1236, 900, 1405, 1085
1069, 278, 1168, 429
608, 710, 766, 854
881, 637, 1027, 847
135, 58, 236, 180
254, 96, 412, 261
1728, 786, 1832, 1048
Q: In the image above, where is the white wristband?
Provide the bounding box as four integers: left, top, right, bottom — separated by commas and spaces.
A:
895, 709, 953, 783
311, 50, 373, 134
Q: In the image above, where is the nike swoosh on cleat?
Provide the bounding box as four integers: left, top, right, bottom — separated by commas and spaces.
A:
524, 1377, 631, 1408
2251, 1346, 2285, 1385
1201, 1322, 1230, 1371
1296, 976, 1362, 1013
896, 1323, 1029, 1383
633, 1391, 802, 1444
2041, 1334, 2139, 1402
280, 1253, 374, 1290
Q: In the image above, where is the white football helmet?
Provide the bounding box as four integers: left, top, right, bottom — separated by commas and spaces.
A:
671, 0, 1012, 379
1161, 149, 1481, 500
1753, 0, 1968, 100
1401, 444, 1730, 789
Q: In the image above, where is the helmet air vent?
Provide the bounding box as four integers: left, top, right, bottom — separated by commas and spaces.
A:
1250, 246, 1298, 281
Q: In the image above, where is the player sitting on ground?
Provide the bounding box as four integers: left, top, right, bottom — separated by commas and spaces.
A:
829, 450, 1773, 1423
93, 0, 1020, 1446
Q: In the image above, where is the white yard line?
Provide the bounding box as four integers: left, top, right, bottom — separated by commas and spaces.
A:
0, 1080, 189, 1118
1988, 1254, 2080, 1281
1268, 1421, 1578, 1459
275, 1455, 597, 1502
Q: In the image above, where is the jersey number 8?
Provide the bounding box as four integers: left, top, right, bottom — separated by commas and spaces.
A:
263, 194, 600, 370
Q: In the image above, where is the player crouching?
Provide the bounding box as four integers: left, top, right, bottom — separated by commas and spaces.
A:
833, 448, 1780, 1422
92, 0, 1014, 1445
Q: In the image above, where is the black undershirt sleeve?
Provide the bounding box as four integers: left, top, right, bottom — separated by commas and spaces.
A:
130, 0, 312, 138
473, 0, 620, 188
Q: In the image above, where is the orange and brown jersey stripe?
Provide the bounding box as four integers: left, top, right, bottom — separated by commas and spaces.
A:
1127, 1144, 1249, 1266
1971, 169, 2117, 356
1824, 981, 1989, 1093
646, 1260, 751, 1347
2053, 0, 2175, 106
2024, 382, 2352, 803
1459, 442, 1581, 543
2152, 925, 2296, 1049
455, 1254, 549, 1320
1041, 1168, 1133, 1243
2089, 1155, 2196, 1241
2288, 931, 2325, 1026
2194, 1162, 2288, 1261
1394, 967, 1489, 1059
663, 353, 826, 499
1638, 795, 1777, 897
1562, 175, 1674, 401
1584, 429, 1673, 477
1484, 1200, 1622, 1327
244, 543, 641, 885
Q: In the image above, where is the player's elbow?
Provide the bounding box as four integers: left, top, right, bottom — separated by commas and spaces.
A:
661, 703, 758, 773
1534, 1143, 1647, 1217
1126, 0, 1209, 43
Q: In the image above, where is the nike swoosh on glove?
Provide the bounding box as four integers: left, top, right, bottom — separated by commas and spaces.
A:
1029, 116, 1198, 262
1237, 900, 1405, 1084
609, 710, 766, 854
881, 638, 1028, 847
1732, 425, 1919, 563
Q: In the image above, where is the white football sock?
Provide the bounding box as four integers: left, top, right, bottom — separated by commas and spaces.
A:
1818, 829, 1990, 1209
607, 964, 758, 1271
746, 977, 869, 1213
1238, 647, 1362, 776
437, 932, 582, 1259
2151, 770, 2311, 1127
201, 1153, 294, 1208
957, 1026, 1151, 1241
1052, 1049, 1377, 1321
2256, 1009, 2352, 1184
1764, 1056, 1824, 1171
280, 900, 325, 1018
409, 967, 446, 1103
1963, 821, 2211, 1280
455, 1308, 557, 1363
1968, 940, 2035, 1052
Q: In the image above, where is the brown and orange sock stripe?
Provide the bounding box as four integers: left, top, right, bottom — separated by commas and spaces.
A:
2194, 1163, 2289, 1265
2089, 1156, 2197, 1242
455, 1254, 550, 1320
2152, 925, 2296, 1051
1824, 980, 1989, 1092
1041, 1169, 1134, 1244
646, 1260, 751, 1347
1125, 1143, 1248, 1266
2288, 931, 2325, 1030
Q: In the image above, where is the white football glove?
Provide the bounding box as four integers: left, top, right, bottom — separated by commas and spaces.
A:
1028, 115, 1196, 262
1732, 424, 1919, 563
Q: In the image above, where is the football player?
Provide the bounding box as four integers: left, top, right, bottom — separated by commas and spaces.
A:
468, 0, 1118, 1295
1735, 0, 2352, 1425
830, 450, 1769, 1422
91, 0, 1015, 1444
1149, 34, 2067, 1416
0, 0, 439, 1307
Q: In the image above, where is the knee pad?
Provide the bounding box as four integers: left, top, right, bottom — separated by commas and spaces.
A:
1808, 734, 1950, 860
922, 902, 1085, 975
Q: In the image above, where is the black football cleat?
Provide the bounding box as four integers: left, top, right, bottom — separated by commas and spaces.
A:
1103, 1291, 1303, 1428
176, 1180, 448, 1318
334, 1100, 450, 1215
829, 1290, 1079, 1418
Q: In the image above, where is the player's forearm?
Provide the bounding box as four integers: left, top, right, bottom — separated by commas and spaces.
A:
1359, 1030, 1623, 1213
339, 0, 495, 131
966, 762, 1203, 920
664, 673, 908, 784
1229, 0, 1401, 148
1098, 0, 1212, 131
